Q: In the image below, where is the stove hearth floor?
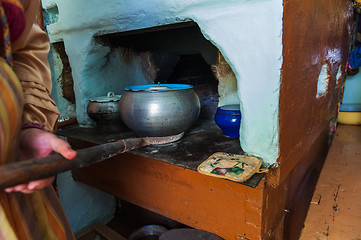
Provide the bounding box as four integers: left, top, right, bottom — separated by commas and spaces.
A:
56, 119, 265, 187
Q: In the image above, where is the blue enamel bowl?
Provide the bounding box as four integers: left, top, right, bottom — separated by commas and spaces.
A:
215, 104, 241, 138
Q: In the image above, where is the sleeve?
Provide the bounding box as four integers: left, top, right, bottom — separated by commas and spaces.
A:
12, 0, 59, 132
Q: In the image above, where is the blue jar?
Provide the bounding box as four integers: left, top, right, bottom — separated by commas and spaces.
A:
215, 104, 241, 138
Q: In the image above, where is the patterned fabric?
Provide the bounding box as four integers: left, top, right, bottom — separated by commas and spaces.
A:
0, 2, 12, 65
0, 186, 75, 239
0, 57, 22, 164
0, 2, 75, 239
0, 0, 25, 66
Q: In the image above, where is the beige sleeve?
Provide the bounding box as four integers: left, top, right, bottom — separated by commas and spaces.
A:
12, 0, 59, 132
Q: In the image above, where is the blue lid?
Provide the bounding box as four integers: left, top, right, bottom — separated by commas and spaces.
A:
217, 104, 241, 115
124, 84, 194, 92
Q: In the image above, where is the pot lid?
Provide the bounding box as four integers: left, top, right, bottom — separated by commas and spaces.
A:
89, 92, 121, 102
217, 104, 241, 115
124, 84, 194, 92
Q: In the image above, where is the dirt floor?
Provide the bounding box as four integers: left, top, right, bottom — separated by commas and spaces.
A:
300, 124, 361, 240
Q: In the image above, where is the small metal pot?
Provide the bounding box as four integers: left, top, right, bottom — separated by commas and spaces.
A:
87, 92, 122, 126
129, 225, 167, 240
119, 84, 200, 137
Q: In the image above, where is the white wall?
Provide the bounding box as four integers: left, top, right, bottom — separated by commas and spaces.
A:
43, 0, 283, 165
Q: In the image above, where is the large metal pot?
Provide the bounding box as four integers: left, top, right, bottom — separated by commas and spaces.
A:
86, 92, 122, 126
119, 84, 200, 137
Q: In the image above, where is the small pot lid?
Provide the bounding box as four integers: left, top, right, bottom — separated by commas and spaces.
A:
217, 104, 241, 115
124, 84, 194, 92
89, 92, 121, 102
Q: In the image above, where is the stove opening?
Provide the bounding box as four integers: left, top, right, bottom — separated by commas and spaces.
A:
159, 53, 219, 119
91, 22, 238, 121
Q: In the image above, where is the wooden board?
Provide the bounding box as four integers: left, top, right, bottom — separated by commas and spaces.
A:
72, 149, 266, 240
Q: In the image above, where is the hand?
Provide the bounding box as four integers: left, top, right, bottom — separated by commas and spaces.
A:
5, 128, 77, 194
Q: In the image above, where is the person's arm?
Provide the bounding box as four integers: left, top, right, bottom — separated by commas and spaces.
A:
5, 128, 76, 193
12, 0, 59, 132
5, 0, 76, 193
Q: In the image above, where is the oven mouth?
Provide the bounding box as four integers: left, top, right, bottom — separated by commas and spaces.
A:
93, 22, 224, 120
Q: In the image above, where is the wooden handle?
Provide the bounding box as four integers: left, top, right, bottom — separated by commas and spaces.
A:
0, 138, 144, 189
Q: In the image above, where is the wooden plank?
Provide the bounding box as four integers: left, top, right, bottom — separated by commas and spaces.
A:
75, 222, 127, 240
72, 151, 265, 240
92, 222, 127, 240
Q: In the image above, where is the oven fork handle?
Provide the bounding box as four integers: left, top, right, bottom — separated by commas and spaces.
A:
0, 133, 183, 190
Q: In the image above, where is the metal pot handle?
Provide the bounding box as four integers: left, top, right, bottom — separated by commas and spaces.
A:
107, 91, 115, 98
